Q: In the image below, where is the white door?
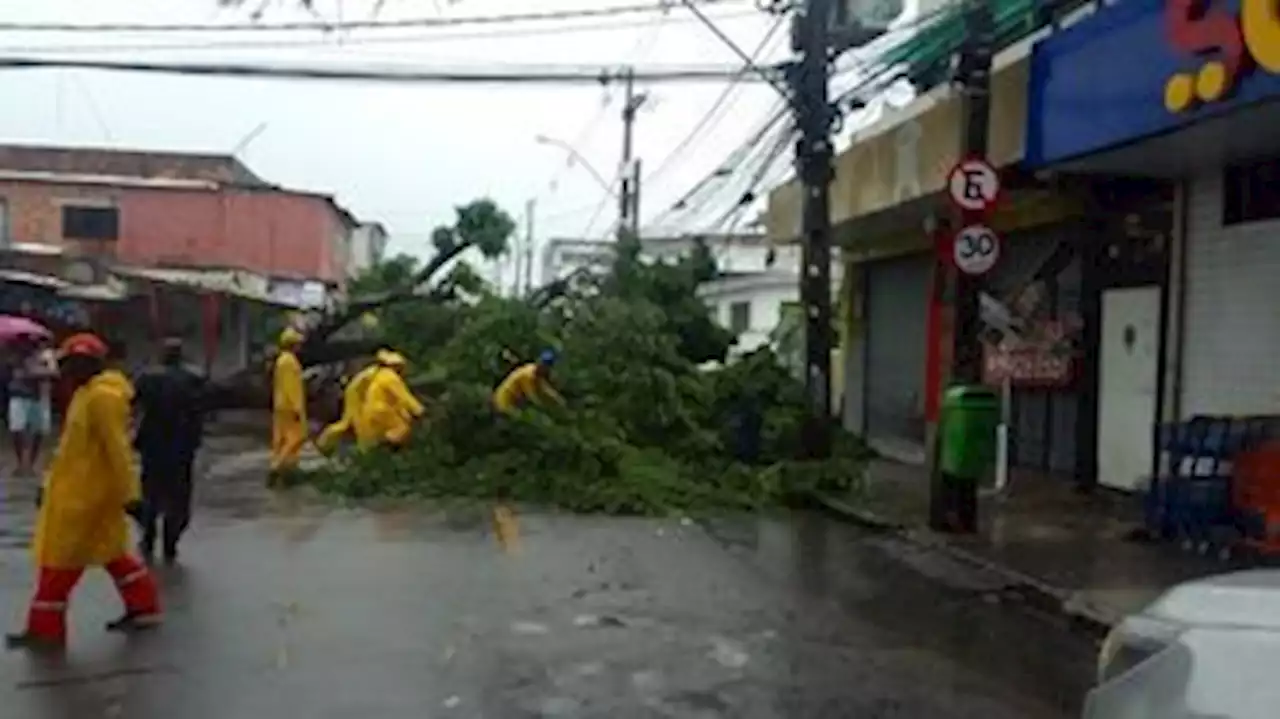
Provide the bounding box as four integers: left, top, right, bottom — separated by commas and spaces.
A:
1098, 286, 1162, 491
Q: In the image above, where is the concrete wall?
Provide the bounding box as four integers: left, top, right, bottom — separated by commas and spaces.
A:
699, 273, 799, 358
0, 180, 345, 282
348, 223, 388, 278
767, 52, 1033, 243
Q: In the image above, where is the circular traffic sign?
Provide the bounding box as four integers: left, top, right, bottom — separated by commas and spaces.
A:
947, 158, 1001, 213
952, 224, 1001, 275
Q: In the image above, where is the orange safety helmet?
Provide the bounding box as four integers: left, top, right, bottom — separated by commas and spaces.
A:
57, 332, 108, 360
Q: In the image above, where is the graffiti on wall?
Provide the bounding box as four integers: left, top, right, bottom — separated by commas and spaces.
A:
0, 283, 90, 328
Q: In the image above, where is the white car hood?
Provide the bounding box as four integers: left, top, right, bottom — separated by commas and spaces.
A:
1144, 570, 1280, 630
1085, 626, 1280, 719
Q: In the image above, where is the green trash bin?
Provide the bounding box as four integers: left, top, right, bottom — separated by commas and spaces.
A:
939, 385, 1000, 481
937, 384, 999, 533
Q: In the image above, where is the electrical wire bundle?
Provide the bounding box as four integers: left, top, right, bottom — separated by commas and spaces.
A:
642, 0, 960, 237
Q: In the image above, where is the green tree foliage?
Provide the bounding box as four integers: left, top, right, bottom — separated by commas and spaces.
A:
307, 214, 872, 515
303, 198, 514, 361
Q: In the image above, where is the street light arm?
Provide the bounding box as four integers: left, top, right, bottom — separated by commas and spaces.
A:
535, 135, 617, 197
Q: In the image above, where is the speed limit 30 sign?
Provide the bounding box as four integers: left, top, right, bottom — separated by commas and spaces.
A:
952, 224, 1001, 276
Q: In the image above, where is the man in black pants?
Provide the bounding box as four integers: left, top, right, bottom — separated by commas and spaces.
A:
133, 338, 207, 564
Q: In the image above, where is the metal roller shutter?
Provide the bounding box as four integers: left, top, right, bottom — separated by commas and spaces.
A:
864, 253, 931, 443
1181, 171, 1280, 416
987, 226, 1082, 475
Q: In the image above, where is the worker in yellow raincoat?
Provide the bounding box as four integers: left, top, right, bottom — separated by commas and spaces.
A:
6, 333, 161, 651
359, 350, 424, 450
270, 328, 307, 482
315, 358, 380, 454
492, 349, 564, 415
488, 349, 564, 554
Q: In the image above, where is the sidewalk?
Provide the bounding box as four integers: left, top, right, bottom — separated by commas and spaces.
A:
820, 459, 1245, 632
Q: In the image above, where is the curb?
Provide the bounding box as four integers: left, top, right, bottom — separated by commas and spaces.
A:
811, 492, 906, 534
814, 491, 1117, 638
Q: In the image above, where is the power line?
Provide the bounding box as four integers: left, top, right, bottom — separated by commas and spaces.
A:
648, 2, 961, 232
679, 121, 793, 229
0, 56, 780, 85
581, 172, 622, 237
536, 10, 665, 227
677, 0, 788, 98
706, 125, 792, 231
0, 0, 750, 34
646, 99, 789, 228
0, 8, 763, 56
642, 13, 786, 187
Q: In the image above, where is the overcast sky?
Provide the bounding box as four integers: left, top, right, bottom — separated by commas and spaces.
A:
0, 0, 808, 286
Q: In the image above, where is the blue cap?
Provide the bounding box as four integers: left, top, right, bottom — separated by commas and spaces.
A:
538, 348, 557, 366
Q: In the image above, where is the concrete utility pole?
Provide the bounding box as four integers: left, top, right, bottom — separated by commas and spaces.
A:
928, 0, 995, 531
630, 158, 642, 239
618, 67, 647, 240
788, 0, 837, 459
523, 198, 535, 295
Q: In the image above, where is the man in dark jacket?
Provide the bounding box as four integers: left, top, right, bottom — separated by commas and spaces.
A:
133, 338, 207, 564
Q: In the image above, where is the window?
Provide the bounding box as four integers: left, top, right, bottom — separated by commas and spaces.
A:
0, 199, 8, 246
1223, 157, 1280, 226
729, 301, 751, 333
61, 205, 119, 241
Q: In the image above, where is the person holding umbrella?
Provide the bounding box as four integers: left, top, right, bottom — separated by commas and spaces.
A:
0, 316, 57, 476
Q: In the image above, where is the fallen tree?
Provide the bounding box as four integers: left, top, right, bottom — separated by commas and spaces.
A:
302, 218, 873, 515
206, 199, 515, 414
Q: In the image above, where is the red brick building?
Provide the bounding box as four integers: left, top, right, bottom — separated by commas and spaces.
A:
0, 144, 354, 284
0, 145, 362, 374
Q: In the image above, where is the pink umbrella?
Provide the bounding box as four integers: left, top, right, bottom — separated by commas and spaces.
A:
0, 315, 51, 344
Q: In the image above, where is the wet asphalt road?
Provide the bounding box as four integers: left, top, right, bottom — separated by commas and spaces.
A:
0, 436, 1096, 718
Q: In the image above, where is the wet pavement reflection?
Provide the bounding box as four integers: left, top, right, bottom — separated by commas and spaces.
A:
0, 436, 1094, 718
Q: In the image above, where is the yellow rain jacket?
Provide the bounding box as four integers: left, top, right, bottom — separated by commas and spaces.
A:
32, 371, 141, 569
316, 364, 379, 453
360, 366, 424, 448
271, 347, 307, 471
492, 363, 562, 415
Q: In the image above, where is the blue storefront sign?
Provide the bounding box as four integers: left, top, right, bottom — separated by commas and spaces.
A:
1026, 0, 1280, 167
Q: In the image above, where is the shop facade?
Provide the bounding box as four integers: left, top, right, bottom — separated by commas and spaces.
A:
768, 37, 1112, 477
1025, 0, 1280, 489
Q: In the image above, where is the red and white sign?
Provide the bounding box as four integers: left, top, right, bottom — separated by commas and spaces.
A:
947, 158, 1002, 213
983, 344, 1076, 387
952, 224, 1001, 276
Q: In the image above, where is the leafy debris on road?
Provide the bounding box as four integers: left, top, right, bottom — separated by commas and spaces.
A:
301, 202, 872, 515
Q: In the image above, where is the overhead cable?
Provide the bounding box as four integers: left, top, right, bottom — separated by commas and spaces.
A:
676, 0, 789, 98
647, 99, 789, 227
0, 9, 762, 56
643, 13, 787, 186
0, 56, 779, 85
0, 0, 750, 34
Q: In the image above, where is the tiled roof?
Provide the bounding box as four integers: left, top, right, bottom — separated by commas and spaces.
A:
0, 143, 268, 187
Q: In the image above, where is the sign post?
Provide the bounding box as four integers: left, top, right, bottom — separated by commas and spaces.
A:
931, 148, 1003, 531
